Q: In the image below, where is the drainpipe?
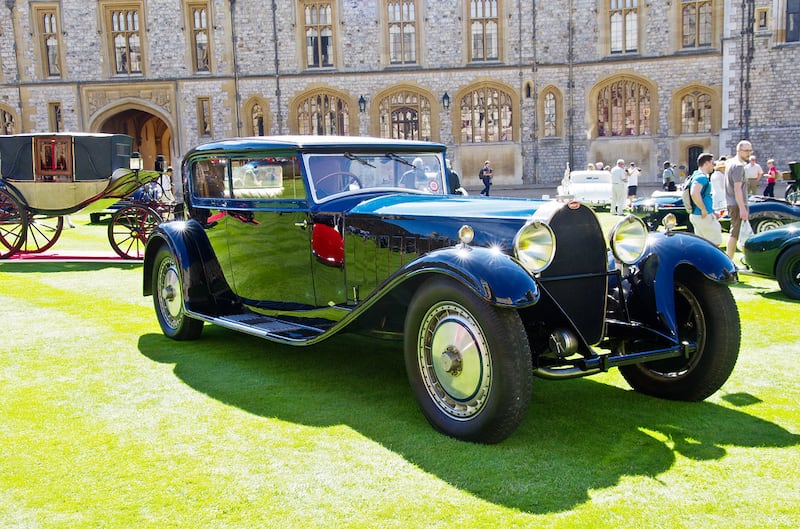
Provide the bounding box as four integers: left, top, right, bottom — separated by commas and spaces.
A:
271, 0, 283, 133
230, 0, 242, 136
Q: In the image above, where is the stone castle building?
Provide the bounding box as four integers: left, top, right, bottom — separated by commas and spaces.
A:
1, 0, 799, 186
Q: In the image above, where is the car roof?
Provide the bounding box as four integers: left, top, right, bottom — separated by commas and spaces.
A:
186, 135, 447, 157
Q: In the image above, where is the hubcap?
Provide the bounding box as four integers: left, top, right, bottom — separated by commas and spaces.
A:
158, 258, 183, 326
418, 302, 492, 419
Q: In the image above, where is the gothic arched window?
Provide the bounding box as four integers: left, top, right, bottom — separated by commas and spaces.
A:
597, 78, 651, 137
378, 90, 431, 141
459, 85, 513, 143
297, 92, 350, 136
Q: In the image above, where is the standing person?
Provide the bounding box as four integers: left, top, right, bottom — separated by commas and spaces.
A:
627, 162, 640, 207
744, 154, 763, 195
688, 152, 723, 246
764, 159, 778, 197
610, 159, 628, 215
725, 140, 752, 259
662, 161, 675, 191
710, 157, 727, 213
478, 160, 493, 196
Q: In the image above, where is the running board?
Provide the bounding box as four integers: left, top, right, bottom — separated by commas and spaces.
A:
189, 310, 333, 343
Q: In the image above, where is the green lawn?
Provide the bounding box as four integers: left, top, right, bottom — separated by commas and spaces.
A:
1, 212, 798, 528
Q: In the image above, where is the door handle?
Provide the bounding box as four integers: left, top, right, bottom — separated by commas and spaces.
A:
294, 219, 308, 228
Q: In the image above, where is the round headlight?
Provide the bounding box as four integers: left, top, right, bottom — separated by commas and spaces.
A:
458, 224, 474, 244
610, 214, 648, 265
514, 221, 556, 273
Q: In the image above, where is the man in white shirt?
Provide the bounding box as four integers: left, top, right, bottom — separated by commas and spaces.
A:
744, 155, 763, 196
610, 159, 628, 215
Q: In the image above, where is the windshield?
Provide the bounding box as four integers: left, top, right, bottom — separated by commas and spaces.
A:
304, 152, 446, 201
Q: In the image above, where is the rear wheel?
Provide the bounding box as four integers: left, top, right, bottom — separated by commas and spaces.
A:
109, 205, 162, 259
776, 245, 800, 300
21, 215, 63, 253
152, 246, 203, 340
785, 184, 799, 205
751, 218, 783, 234
620, 273, 740, 401
404, 277, 532, 444
0, 188, 27, 259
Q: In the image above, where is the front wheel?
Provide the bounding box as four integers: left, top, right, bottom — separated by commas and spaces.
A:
404, 277, 532, 444
109, 205, 162, 259
152, 246, 204, 340
620, 274, 740, 401
21, 215, 63, 253
776, 245, 800, 300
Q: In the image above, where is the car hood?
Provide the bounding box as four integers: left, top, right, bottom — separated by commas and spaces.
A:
346, 194, 550, 247
349, 193, 547, 219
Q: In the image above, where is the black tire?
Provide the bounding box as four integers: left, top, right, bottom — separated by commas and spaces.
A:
404, 277, 532, 444
620, 273, 740, 401
152, 246, 204, 340
751, 218, 783, 234
776, 245, 800, 300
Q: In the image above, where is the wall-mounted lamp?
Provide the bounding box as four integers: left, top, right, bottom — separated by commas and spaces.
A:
358, 95, 367, 113
130, 151, 143, 172
442, 92, 451, 110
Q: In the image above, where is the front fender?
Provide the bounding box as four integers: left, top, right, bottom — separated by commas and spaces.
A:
399, 245, 540, 308
631, 231, 737, 337
143, 219, 238, 315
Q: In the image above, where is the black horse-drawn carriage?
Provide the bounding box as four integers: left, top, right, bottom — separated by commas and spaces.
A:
0, 133, 174, 259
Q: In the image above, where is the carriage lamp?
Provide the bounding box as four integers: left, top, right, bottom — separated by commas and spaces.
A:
442, 92, 451, 110
130, 151, 143, 172
358, 95, 367, 113
154, 154, 166, 173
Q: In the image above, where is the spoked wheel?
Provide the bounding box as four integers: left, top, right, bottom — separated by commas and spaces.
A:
404, 277, 532, 444
786, 184, 799, 205
0, 188, 28, 259
108, 205, 162, 259
21, 215, 64, 254
751, 218, 784, 234
619, 273, 740, 401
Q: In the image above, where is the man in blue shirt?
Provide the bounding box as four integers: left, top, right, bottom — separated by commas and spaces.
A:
689, 152, 722, 246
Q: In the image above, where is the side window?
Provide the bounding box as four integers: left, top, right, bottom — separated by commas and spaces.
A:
192, 158, 229, 198
230, 157, 304, 200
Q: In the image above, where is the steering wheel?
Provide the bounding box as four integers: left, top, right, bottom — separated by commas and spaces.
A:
314, 171, 363, 196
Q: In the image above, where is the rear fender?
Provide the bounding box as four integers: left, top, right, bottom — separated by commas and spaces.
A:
630, 231, 737, 336
143, 220, 238, 315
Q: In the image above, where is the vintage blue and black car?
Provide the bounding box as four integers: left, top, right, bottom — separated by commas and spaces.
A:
632, 193, 800, 234
742, 221, 800, 300
143, 136, 741, 444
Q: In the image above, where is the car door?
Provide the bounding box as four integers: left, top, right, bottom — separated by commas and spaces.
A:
223, 156, 317, 308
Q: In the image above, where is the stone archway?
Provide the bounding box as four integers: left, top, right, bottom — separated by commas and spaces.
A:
98, 109, 172, 171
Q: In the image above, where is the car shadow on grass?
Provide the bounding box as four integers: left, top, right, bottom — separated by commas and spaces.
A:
138, 328, 799, 515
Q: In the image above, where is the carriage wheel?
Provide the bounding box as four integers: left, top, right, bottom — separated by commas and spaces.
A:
0, 188, 28, 259
21, 215, 64, 254
108, 205, 162, 259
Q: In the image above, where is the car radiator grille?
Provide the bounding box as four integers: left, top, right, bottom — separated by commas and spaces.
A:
537, 204, 609, 345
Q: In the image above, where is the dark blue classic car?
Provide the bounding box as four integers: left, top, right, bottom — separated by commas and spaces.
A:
742, 222, 800, 299
632, 193, 800, 233
143, 136, 741, 443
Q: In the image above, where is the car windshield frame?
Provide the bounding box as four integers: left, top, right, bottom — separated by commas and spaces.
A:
303, 151, 447, 202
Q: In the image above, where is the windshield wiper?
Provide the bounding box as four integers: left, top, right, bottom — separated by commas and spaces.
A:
385, 152, 413, 167
344, 152, 376, 168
